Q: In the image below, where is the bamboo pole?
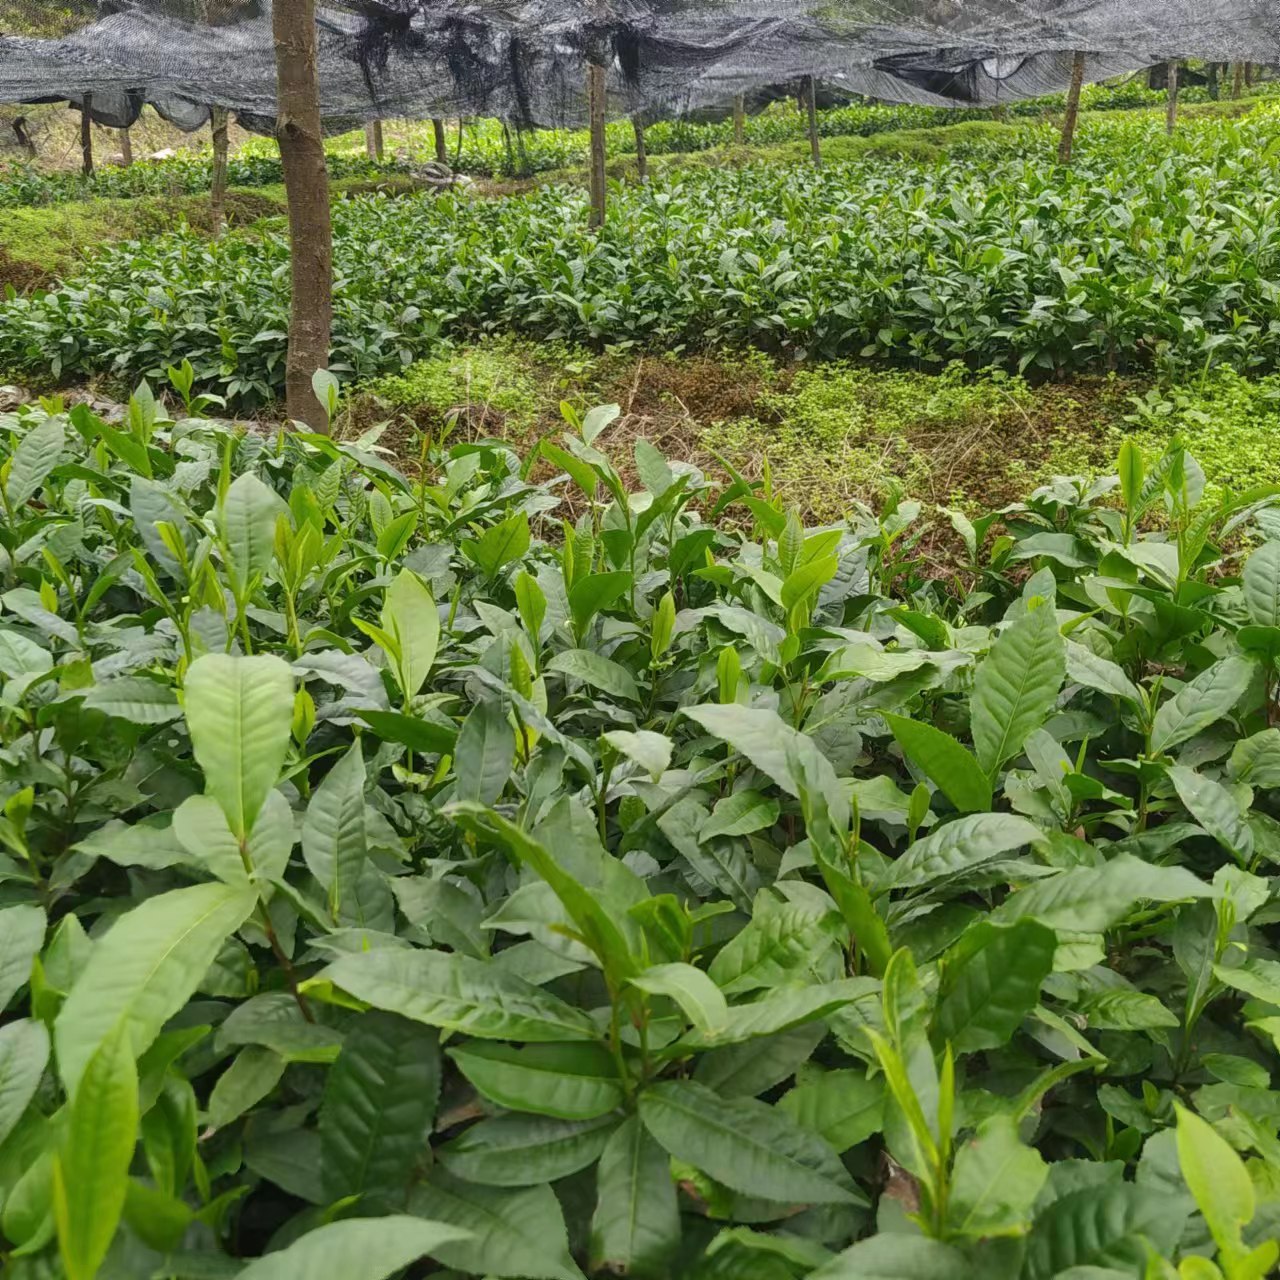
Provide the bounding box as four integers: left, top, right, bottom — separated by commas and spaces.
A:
1057, 51, 1086, 164
1165, 59, 1179, 134
632, 116, 648, 182
732, 94, 745, 146
588, 61, 608, 227
804, 76, 821, 169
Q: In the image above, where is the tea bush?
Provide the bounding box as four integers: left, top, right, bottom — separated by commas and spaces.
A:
2, 368, 1280, 1279
5, 110, 1280, 405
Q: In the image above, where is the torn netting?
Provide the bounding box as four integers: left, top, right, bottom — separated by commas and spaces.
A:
0, 1, 1277, 132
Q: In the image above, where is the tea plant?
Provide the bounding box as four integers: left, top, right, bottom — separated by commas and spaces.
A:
4, 109, 1279, 406
1, 370, 1280, 1279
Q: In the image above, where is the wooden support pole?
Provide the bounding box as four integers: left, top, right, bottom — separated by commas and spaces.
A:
80, 96, 94, 176
1165, 59, 1179, 134
364, 119, 384, 161
1232, 61, 1245, 99
273, 0, 333, 430
12, 117, 36, 160
732, 93, 745, 146
588, 61, 607, 228
1058, 51, 1086, 164
210, 107, 229, 237
119, 126, 133, 166
432, 117, 448, 165
632, 116, 648, 182
804, 75, 821, 169
1245, 61, 1254, 89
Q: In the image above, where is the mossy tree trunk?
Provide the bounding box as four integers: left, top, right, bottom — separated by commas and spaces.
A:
1058, 51, 1087, 163
804, 75, 821, 169
210, 107, 230, 237
632, 116, 648, 182
273, 0, 333, 430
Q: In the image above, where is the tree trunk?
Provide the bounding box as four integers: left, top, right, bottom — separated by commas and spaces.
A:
273, 0, 333, 431
432, 117, 448, 165
732, 93, 745, 146
1058, 51, 1087, 163
210, 107, 230, 237
119, 126, 133, 166
1165, 59, 1179, 134
1245, 62, 1254, 89
804, 75, 821, 169
364, 119, 384, 161
1205, 61, 1219, 100
80, 97, 94, 176
588, 61, 607, 228
632, 115, 648, 182
1232, 61, 1245, 99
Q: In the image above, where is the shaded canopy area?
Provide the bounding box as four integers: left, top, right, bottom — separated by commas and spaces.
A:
0, 0, 1278, 131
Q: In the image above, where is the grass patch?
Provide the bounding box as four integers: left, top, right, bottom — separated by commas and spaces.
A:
701, 362, 1135, 518
350, 335, 601, 463
1122, 368, 1280, 492
0, 187, 282, 289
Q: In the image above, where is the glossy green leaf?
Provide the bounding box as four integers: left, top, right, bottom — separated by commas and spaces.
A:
629, 962, 729, 1032
1243, 540, 1280, 628
0, 1020, 49, 1148
184, 652, 294, 839
778, 1067, 885, 1153
1150, 656, 1256, 756
6, 415, 65, 507
946, 1114, 1047, 1238
82, 676, 181, 724
883, 813, 1043, 890
448, 1041, 624, 1120
701, 789, 781, 841
55, 881, 258, 1094
323, 948, 599, 1042
438, 1112, 617, 1186
381, 568, 439, 697
410, 1171, 585, 1280
884, 712, 991, 813
639, 1080, 860, 1205
205, 1045, 285, 1131
234, 1216, 472, 1280
590, 1116, 680, 1279
1167, 765, 1254, 866
933, 919, 1056, 1053
0, 904, 45, 1011
971, 600, 1065, 775
320, 1011, 440, 1202
453, 697, 516, 804
53, 1025, 137, 1280
549, 648, 641, 702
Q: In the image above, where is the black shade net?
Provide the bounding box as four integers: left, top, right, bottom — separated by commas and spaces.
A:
0, 1, 1278, 134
